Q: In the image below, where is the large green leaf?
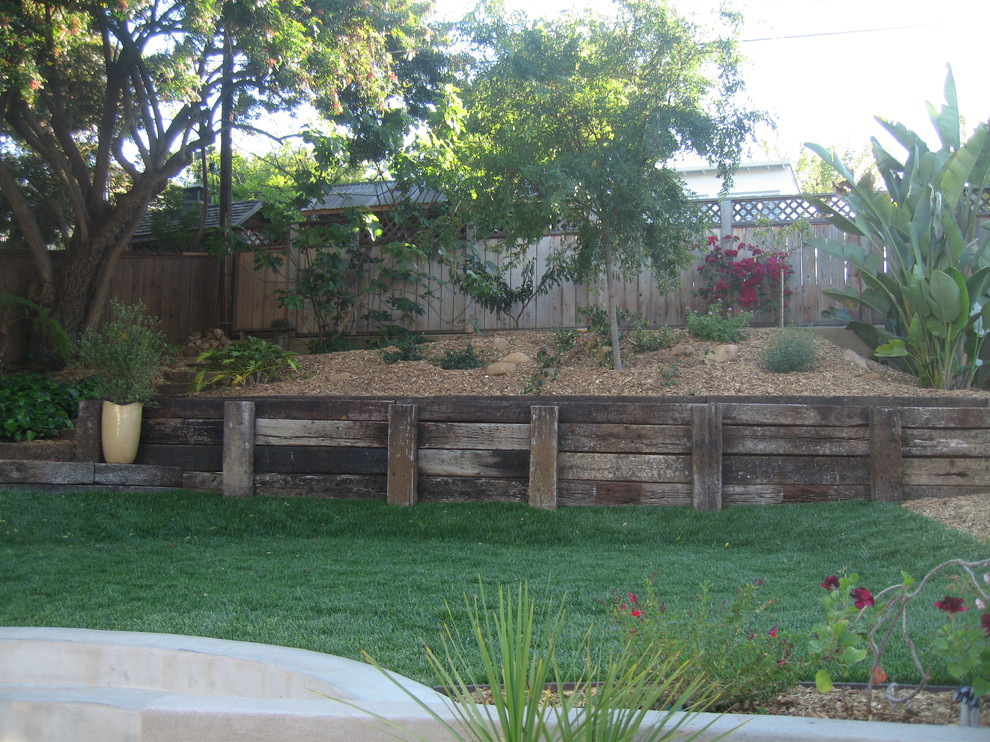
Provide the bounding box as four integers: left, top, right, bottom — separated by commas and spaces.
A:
927, 269, 963, 324
940, 128, 986, 209
932, 66, 961, 151
967, 266, 990, 303
875, 339, 909, 357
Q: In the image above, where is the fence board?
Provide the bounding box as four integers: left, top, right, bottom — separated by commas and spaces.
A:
560, 423, 689, 453
723, 425, 869, 456
557, 481, 693, 506
255, 419, 387, 447
420, 422, 530, 450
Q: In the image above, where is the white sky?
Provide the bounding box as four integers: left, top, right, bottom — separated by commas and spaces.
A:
429, 0, 990, 164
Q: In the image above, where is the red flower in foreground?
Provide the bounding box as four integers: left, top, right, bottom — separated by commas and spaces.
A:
982, 614, 990, 636
768, 627, 778, 638
850, 587, 875, 609
934, 596, 967, 614
627, 593, 638, 604
821, 575, 840, 590
630, 609, 642, 618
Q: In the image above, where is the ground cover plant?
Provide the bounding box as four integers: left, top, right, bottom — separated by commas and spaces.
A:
0, 491, 984, 695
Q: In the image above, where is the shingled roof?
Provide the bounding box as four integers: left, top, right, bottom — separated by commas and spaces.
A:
131, 200, 266, 243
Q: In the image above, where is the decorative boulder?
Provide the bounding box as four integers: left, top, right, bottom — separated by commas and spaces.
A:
501, 352, 532, 365
485, 362, 517, 376
711, 344, 739, 363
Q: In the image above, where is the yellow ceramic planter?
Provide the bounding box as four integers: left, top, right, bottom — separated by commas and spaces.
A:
101, 401, 143, 464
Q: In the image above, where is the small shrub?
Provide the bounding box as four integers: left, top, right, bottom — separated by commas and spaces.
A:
551, 327, 578, 352
686, 307, 751, 343
380, 334, 427, 364
0, 374, 96, 441
192, 336, 299, 391
614, 580, 800, 711
632, 325, 676, 353
307, 333, 354, 354
435, 342, 483, 370
75, 300, 172, 406
759, 329, 820, 373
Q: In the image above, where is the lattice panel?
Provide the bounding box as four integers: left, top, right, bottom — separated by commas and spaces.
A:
695, 201, 722, 225
239, 227, 282, 249
730, 196, 854, 225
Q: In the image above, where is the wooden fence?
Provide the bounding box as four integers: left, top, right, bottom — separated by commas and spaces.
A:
6, 395, 983, 507
234, 195, 877, 335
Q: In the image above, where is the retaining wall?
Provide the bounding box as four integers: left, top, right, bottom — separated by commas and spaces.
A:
2, 396, 987, 509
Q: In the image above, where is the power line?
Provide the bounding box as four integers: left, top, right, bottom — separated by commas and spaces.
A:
743, 23, 935, 43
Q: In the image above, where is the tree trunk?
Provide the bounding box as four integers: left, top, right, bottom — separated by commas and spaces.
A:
602, 233, 623, 371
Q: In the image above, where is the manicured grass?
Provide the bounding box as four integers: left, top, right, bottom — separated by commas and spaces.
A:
0, 490, 985, 686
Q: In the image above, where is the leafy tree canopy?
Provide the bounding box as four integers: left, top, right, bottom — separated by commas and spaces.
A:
0, 0, 440, 343
406, 0, 762, 367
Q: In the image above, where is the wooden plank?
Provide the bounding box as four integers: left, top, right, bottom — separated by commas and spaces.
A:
74, 400, 102, 462
95, 464, 184, 487
252, 398, 393, 421
899, 407, 990, 429
0, 440, 74, 462
135, 444, 223, 471
781, 484, 868, 503
387, 403, 418, 506
0, 460, 93, 485
556, 401, 697, 425
144, 397, 227, 420
255, 473, 387, 499
255, 445, 387, 474
418, 449, 529, 478
223, 400, 255, 498
904, 429, 990, 457
723, 425, 869, 456
721, 403, 870, 426
560, 423, 690, 453
529, 405, 559, 510
724, 455, 869, 485
183, 471, 222, 492
557, 481, 693, 506
692, 403, 722, 511
903, 458, 990, 487
420, 422, 530, 450
420, 476, 528, 503
255, 419, 387, 447
559, 452, 691, 483
722, 485, 784, 506
141, 418, 225, 446
870, 407, 903, 502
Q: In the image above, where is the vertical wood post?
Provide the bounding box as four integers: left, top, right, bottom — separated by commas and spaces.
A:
870, 407, 903, 502
223, 401, 255, 498
719, 199, 733, 241
74, 400, 102, 462
529, 405, 559, 510
387, 403, 419, 506
692, 404, 723, 511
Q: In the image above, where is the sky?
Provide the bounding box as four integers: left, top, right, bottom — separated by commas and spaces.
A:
429, 0, 990, 165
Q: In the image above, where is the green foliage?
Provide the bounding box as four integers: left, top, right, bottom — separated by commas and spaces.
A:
74, 300, 171, 406
0, 374, 95, 441
758, 329, 820, 373
551, 328, 578, 352
380, 334, 428, 364
810, 560, 990, 698
367, 581, 713, 742
613, 580, 800, 711
192, 336, 299, 391
808, 68, 990, 389
686, 307, 751, 343
411, 0, 762, 369
434, 342, 484, 370
631, 325, 676, 353
261, 210, 435, 351
0, 294, 72, 371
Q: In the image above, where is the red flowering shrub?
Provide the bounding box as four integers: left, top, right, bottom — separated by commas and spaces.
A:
695, 235, 793, 317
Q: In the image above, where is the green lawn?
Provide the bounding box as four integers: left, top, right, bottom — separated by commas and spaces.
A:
0, 490, 985, 686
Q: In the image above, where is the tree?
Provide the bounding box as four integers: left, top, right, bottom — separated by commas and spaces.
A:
0, 0, 435, 345
409, 0, 760, 368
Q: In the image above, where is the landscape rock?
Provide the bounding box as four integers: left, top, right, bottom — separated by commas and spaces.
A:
492, 337, 510, 352
711, 344, 739, 363
843, 348, 871, 371
501, 352, 532, 365
485, 362, 517, 376
328, 373, 353, 383
670, 344, 694, 357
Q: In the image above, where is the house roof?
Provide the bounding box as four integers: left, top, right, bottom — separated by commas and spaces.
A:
131, 200, 266, 242
306, 181, 445, 213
